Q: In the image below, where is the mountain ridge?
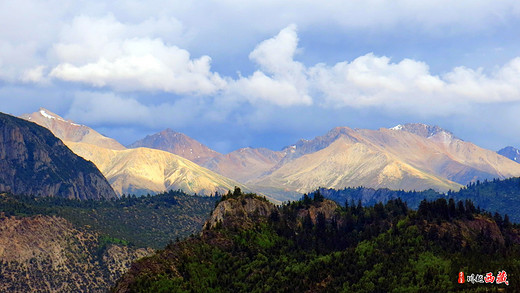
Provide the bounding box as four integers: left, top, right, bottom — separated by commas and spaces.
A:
21, 108, 126, 150
128, 128, 220, 164
498, 146, 520, 163
0, 112, 117, 200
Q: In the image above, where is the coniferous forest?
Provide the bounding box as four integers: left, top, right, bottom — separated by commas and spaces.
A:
114, 189, 520, 292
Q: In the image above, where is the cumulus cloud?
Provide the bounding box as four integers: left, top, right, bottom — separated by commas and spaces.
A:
230, 25, 312, 106
307, 53, 520, 114
48, 15, 226, 95
224, 25, 520, 113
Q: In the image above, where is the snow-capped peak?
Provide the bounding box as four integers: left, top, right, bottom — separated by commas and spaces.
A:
39, 108, 80, 126
40, 109, 57, 120
390, 124, 403, 130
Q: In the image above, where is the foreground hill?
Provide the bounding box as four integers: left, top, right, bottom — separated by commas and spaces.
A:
114, 191, 519, 292
0, 112, 116, 200
0, 190, 218, 249
67, 141, 248, 196
249, 124, 520, 198
0, 189, 217, 291
0, 213, 152, 292
21, 108, 126, 150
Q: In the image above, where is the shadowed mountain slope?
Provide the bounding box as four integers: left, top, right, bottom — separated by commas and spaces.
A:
0, 112, 116, 200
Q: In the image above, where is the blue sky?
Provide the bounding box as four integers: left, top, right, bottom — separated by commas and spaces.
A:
2, 1, 520, 153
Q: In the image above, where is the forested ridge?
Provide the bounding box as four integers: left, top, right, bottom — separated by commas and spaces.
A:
114, 189, 520, 292
319, 176, 520, 222
0, 190, 218, 248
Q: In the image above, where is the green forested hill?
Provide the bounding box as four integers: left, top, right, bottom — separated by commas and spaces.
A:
0, 190, 218, 248
114, 190, 520, 292
318, 177, 520, 222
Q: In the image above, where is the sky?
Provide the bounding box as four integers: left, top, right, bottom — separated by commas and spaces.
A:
2, 0, 520, 153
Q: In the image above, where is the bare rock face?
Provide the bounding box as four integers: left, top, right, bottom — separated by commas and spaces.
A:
0, 112, 117, 200
296, 199, 339, 225
204, 196, 276, 230
0, 214, 153, 292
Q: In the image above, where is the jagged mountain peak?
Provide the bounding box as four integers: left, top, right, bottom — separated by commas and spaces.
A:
498, 146, 520, 163
389, 123, 455, 139
129, 128, 220, 164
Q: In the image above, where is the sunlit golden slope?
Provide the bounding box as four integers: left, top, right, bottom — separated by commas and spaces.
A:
129, 129, 286, 182
249, 136, 461, 196
21, 108, 126, 150
250, 125, 520, 198
66, 142, 247, 196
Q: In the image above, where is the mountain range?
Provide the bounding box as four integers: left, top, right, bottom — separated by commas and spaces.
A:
19, 108, 520, 201
21, 109, 247, 197
125, 121, 520, 200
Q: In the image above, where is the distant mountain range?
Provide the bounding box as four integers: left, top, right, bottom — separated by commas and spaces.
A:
20, 108, 520, 201
128, 122, 520, 200
498, 146, 520, 163
248, 124, 520, 199
0, 112, 116, 200
21, 109, 248, 197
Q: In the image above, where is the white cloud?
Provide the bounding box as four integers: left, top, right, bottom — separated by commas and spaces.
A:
230, 25, 312, 106
49, 15, 226, 95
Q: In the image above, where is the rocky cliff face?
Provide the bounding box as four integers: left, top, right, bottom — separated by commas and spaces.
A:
0, 112, 117, 200
204, 195, 276, 230
0, 213, 153, 292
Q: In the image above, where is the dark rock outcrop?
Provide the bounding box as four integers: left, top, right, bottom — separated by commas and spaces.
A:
0, 112, 117, 200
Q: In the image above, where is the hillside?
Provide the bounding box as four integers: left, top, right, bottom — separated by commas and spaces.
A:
0, 213, 152, 292
317, 177, 520, 222
0, 190, 218, 248
130, 130, 286, 182
114, 191, 519, 292
66, 141, 249, 196
20, 109, 250, 197
21, 108, 126, 150
0, 112, 117, 200
249, 124, 520, 199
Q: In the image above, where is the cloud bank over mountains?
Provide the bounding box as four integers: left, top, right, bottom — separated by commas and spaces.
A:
1, 0, 520, 151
